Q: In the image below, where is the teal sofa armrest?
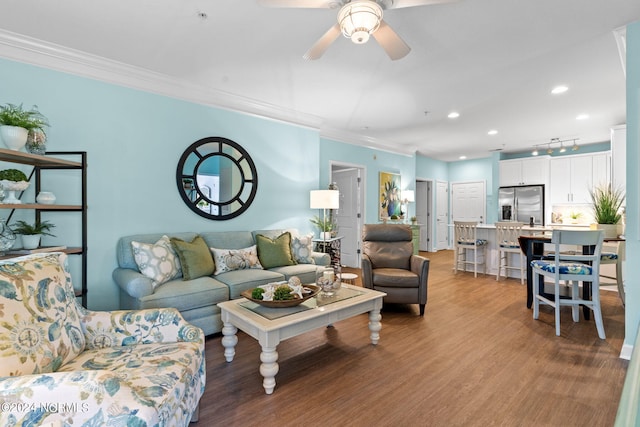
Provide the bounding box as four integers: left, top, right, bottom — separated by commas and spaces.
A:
112, 267, 154, 298
312, 251, 331, 266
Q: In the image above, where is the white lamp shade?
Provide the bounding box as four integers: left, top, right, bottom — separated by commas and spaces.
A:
402, 190, 415, 203
310, 190, 340, 209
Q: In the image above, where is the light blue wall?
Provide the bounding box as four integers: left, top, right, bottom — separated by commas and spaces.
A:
319, 138, 416, 221
624, 21, 640, 348
0, 58, 320, 310
416, 154, 448, 182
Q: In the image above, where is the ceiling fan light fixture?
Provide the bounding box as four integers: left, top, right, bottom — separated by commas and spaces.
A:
338, 0, 383, 44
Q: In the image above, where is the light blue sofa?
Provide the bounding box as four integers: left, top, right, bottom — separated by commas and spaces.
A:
113, 229, 330, 336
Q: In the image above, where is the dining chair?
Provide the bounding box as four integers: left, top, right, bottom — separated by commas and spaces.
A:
600, 240, 625, 306
495, 221, 525, 284
531, 229, 605, 339
453, 221, 487, 278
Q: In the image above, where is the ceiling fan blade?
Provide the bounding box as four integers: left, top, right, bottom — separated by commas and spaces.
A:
386, 0, 458, 9
257, 0, 339, 8
303, 24, 342, 60
372, 20, 411, 60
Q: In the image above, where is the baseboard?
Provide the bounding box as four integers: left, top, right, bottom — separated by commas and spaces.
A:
620, 343, 634, 360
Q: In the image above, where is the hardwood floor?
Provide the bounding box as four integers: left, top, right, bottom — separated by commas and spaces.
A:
199, 250, 628, 426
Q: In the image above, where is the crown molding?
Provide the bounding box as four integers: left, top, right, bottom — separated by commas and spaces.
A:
613, 26, 626, 77
0, 29, 325, 130
0, 29, 409, 155
320, 127, 417, 157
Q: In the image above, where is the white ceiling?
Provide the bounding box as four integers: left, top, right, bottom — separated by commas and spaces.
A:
0, 0, 638, 161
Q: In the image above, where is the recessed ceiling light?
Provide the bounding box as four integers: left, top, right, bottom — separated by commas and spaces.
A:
488, 130, 498, 136
551, 85, 568, 94
576, 114, 589, 120
459, 156, 467, 160
448, 112, 460, 119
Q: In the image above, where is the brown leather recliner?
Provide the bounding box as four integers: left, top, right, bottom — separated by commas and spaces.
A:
361, 223, 430, 316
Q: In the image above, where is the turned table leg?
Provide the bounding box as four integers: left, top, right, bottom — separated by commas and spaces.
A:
368, 308, 382, 345
221, 322, 238, 362
260, 346, 279, 395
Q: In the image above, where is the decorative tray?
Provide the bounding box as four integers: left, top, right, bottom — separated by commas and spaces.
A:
241, 284, 320, 308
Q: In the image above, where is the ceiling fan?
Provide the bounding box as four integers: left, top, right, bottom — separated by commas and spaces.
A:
258, 0, 457, 60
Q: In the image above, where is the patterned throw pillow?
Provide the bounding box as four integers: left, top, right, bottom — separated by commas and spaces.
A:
211, 245, 263, 275
131, 235, 182, 289
291, 233, 315, 264
0, 253, 86, 376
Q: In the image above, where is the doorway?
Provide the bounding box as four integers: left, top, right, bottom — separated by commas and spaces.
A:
416, 180, 434, 252
436, 180, 449, 250
331, 163, 365, 268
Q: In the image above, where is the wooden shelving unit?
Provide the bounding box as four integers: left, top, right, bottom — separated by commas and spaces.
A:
0, 148, 87, 306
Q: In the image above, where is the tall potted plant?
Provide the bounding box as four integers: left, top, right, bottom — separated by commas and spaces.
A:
0, 103, 49, 151
11, 219, 56, 249
589, 185, 625, 238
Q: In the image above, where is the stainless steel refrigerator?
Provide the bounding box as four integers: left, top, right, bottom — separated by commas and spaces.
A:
498, 185, 545, 225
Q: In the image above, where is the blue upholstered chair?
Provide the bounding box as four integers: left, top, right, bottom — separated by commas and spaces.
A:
453, 221, 487, 278
531, 229, 605, 339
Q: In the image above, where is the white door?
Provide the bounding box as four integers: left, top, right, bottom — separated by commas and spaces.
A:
436, 180, 449, 250
332, 167, 363, 268
451, 181, 486, 223
416, 180, 431, 251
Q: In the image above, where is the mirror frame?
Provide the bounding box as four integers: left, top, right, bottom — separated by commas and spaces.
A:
176, 136, 258, 220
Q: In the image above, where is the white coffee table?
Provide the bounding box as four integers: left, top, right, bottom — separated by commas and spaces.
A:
218, 284, 386, 394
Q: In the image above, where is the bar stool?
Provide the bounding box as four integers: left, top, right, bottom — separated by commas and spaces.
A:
453, 221, 487, 278
495, 221, 525, 284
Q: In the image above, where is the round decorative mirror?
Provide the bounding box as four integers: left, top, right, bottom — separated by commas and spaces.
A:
176, 137, 258, 220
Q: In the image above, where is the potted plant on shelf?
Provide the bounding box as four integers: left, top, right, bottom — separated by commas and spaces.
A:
0, 168, 29, 204
589, 185, 625, 238
310, 215, 334, 240
11, 219, 56, 250
0, 103, 49, 151
410, 216, 418, 225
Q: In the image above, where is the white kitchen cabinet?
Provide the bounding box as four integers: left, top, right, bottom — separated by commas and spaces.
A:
549, 153, 610, 204
499, 157, 549, 187
611, 125, 626, 190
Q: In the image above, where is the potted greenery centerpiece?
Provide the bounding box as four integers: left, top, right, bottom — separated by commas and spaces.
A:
0, 168, 29, 204
12, 219, 56, 249
310, 215, 334, 240
0, 103, 49, 151
589, 185, 625, 238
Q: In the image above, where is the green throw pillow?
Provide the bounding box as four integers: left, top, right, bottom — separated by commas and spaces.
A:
256, 232, 296, 269
170, 235, 215, 280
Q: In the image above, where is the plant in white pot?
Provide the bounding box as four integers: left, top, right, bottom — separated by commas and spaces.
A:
12, 219, 56, 250
0, 168, 29, 204
0, 103, 49, 151
310, 215, 334, 240
589, 185, 625, 239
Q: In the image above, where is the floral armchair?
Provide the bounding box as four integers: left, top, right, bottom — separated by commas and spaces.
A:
0, 252, 205, 426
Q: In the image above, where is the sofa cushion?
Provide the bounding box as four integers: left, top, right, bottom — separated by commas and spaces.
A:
291, 232, 316, 264
0, 253, 85, 376
214, 269, 284, 299
256, 231, 296, 269
268, 263, 322, 284
170, 235, 215, 280
138, 276, 229, 311
211, 245, 263, 275
131, 235, 182, 289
